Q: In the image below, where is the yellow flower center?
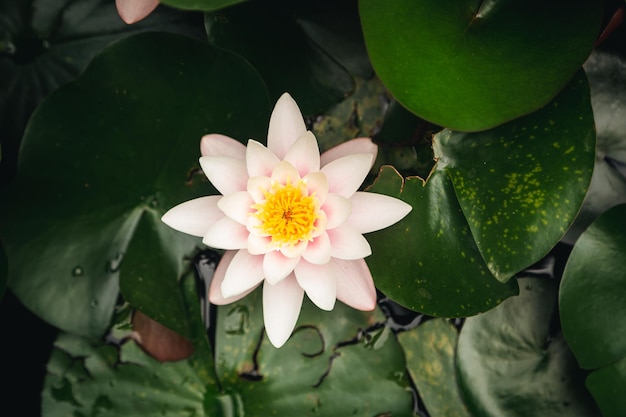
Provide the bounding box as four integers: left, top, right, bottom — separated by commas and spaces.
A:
252, 179, 318, 247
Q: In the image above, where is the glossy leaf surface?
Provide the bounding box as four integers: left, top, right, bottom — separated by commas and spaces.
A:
0, 32, 270, 338
456, 277, 600, 417
359, 0, 601, 131
215, 288, 414, 416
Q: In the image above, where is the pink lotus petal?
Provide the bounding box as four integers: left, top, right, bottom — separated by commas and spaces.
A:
116, 0, 159, 24
246, 140, 280, 177
267, 93, 307, 160
209, 251, 259, 305
247, 233, 274, 255
247, 176, 272, 203
263, 250, 301, 285
221, 250, 265, 299
321, 153, 374, 198
295, 261, 336, 311
161, 196, 223, 237
200, 134, 246, 160
217, 191, 254, 225
303, 172, 328, 206
284, 131, 320, 177
322, 194, 352, 230
302, 232, 331, 265
271, 160, 301, 184
348, 192, 412, 233
263, 275, 304, 347
200, 156, 248, 195
321, 137, 377, 168
203, 217, 249, 250
333, 258, 376, 311
327, 224, 372, 260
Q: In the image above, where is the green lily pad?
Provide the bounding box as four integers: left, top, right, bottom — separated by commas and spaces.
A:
215, 288, 414, 416
204, 0, 356, 115
456, 277, 600, 417
0, 0, 205, 184
359, 0, 602, 131
162, 0, 248, 11
559, 204, 626, 417
367, 167, 519, 317
398, 319, 472, 417
0, 32, 270, 338
434, 71, 595, 282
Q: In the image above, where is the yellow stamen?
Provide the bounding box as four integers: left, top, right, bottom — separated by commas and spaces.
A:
252, 179, 318, 247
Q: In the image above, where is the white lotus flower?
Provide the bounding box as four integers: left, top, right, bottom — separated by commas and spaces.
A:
162, 93, 411, 347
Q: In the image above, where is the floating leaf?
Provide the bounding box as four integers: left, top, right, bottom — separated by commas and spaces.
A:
0, 32, 270, 338
560, 204, 626, 417
359, 0, 602, 131
456, 277, 600, 417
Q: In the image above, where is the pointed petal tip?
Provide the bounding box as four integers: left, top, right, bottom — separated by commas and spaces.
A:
116, 0, 159, 24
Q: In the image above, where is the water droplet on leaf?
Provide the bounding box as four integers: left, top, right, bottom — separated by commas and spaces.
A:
72, 266, 84, 277
107, 253, 124, 273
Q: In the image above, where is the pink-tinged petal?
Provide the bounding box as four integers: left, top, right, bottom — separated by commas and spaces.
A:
311, 211, 328, 238
246, 140, 280, 177
263, 251, 301, 284
279, 240, 308, 258
303, 172, 328, 205
200, 156, 248, 195
321, 137, 378, 168
295, 261, 336, 311
161, 196, 222, 237
322, 194, 352, 230
247, 176, 271, 203
327, 224, 372, 260
284, 131, 320, 177
217, 191, 254, 225
221, 250, 265, 299
267, 93, 307, 160
302, 232, 331, 265
263, 275, 304, 347
203, 217, 249, 250
348, 192, 412, 233
321, 153, 373, 198
247, 233, 274, 255
209, 251, 259, 305
116, 0, 159, 24
333, 258, 376, 311
271, 160, 300, 184
200, 134, 246, 160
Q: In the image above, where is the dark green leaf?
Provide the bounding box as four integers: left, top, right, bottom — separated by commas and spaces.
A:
0, 240, 6, 300
434, 71, 595, 281
585, 357, 626, 417
162, 0, 249, 11
204, 0, 355, 115
398, 319, 472, 417
456, 277, 600, 417
1, 32, 270, 338
215, 288, 414, 416
367, 167, 519, 317
359, 0, 602, 131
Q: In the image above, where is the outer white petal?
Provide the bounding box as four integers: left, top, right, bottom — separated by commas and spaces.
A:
267, 93, 307, 160
200, 156, 248, 195
321, 153, 373, 198
217, 191, 254, 225
246, 140, 280, 178
116, 0, 159, 24
203, 217, 249, 250
200, 134, 246, 160
327, 224, 372, 260
321, 137, 377, 168
303, 172, 328, 206
294, 261, 336, 311
284, 131, 320, 177
221, 250, 265, 299
263, 250, 301, 285
263, 275, 304, 348
247, 176, 272, 203
333, 258, 376, 311
161, 196, 223, 237
302, 232, 331, 265
348, 192, 412, 233
209, 251, 259, 305
322, 193, 352, 230
271, 160, 300, 184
